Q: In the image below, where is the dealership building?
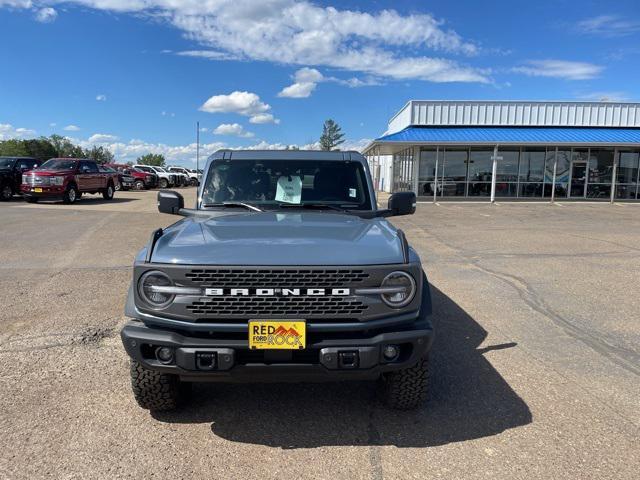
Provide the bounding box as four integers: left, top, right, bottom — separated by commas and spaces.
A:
363, 100, 640, 201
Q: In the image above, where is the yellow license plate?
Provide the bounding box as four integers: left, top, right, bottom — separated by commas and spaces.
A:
249, 320, 306, 350
34, 188, 42, 192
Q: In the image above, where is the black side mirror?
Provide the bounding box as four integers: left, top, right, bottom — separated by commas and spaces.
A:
158, 190, 184, 215
387, 191, 416, 216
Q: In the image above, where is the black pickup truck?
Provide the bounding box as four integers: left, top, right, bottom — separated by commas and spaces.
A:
0, 157, 42, 201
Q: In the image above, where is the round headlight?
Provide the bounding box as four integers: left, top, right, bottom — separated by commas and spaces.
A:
138, 271, 174, 309
380, 271, 416, 308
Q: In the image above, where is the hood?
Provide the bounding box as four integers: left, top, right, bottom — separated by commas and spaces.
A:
28, 169, 74, 176
150, 211, 405, 266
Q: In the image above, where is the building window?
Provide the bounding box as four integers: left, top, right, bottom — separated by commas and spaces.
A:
418, 148, 438, 196
615, 150, 639, 199
441, 148, 468, 196
467, 148, 493, 197
518, 147, 545, 197
586, 149, 614, 199
495, 149, 519, 197
547, 149, 570, 198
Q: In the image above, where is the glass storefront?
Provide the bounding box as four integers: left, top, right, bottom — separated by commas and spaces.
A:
417, 146, 640, 200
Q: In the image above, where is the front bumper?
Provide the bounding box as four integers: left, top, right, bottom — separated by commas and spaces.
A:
121, 319, 433, 382
120, 283, 434, 382
21, 185, 66, 200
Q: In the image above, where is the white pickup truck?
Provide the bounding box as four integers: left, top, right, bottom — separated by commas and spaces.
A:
133, 165, 178, 189
168, 166, 199, 186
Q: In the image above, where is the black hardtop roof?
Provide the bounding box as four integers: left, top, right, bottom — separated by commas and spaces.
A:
209, 149, 366, 162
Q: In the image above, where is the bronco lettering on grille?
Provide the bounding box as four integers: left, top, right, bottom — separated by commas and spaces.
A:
204, 288, 350, 296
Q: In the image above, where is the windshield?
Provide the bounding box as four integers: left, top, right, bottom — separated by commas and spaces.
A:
0, 158, 15, 168
154, 167, 166, 172
40, 159, 78, 170
201, 159, 372, 210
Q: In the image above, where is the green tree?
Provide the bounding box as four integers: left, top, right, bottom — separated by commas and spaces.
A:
319, 119, 345, 151
48, 134, 84, 158
0, 139, 30, 157
136, 153, 165, 166
85, 145, 114, 164
23, 138, 58, 161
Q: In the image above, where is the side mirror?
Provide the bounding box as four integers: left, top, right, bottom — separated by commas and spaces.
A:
387, 191, 416, 216
158, 190, 184, 215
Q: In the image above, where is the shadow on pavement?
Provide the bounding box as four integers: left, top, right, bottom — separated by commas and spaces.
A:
153, 285, 531, 448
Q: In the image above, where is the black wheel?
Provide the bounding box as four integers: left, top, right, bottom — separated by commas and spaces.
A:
130, 360, 185, 411
134, 180, 145, 190
159, 178, 169, 189
63, 184, 79, 204
102, 182, 115, 200
377, 357, 430, 410
25, 196, 38, 203
1, 183, 13, 201
190, 178, 198, 186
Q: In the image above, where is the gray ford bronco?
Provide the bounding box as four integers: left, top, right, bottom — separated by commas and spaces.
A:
121, 150, 434, 410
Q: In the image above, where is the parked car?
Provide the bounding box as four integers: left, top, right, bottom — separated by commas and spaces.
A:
106, 163, 158, 190
121, 149, 431, 412
166, 166, 190, 187
168, 166, 199, 186
98, 165, 131, 191
134, 165, 177, 189
0, 156, 42, 201
21, 158, 119, 204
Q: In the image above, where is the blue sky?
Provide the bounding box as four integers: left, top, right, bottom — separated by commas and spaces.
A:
1, 0, 639, 166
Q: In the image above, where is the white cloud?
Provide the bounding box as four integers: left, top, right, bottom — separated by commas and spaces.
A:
212, 123, 254, 138
0, 123, 36, 140
161, 111, 175, 117
278, 81, 317, 98
200, 91, 279, 123
576, 15, 640, 37
5, 0, 489, 83
35, 7, 57, 23
577, 91, 630, 102
278, 67, 383, 98
87, 133, 119, 143
176, 50, 236, 61
96, 94, 107, 101
0, 1, 33, 8
199, 127, 208, 132
63, 124, 81, 131
49, 122, 57, 127
512, 60, 603, 80
249, 113, 279, 124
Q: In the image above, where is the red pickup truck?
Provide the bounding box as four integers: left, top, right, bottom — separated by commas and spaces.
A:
21, 158, 119, 204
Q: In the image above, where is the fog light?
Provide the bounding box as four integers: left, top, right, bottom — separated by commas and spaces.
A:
155, 346, 174, 364
383, 345, 399, 361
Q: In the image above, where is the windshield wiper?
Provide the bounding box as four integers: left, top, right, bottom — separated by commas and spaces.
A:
276, 202, 358, 212
202, 201, 263, 212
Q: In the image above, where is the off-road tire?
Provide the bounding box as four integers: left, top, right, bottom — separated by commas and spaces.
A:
378, 358, 430, 410
115, 182, 122, 191
63, 184, 79, 204
102, 182, 115, 200
1, 183, 13, 201
190, 178, 198, 186
134, 180, 145, 190
130, 360, 183, 411
159, 178, 169, 189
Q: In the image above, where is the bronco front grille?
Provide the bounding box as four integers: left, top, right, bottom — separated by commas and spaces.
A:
184, 269, 370, 288
186, 296, 368, 316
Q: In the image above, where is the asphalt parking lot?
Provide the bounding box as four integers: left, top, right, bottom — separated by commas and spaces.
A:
1, 190, 639, 479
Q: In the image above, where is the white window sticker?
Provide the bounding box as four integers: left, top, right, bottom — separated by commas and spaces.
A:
349, 188, 357, 198
275, 175, 302, 203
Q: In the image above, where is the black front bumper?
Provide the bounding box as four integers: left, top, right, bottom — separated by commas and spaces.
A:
121, 319, 433, 382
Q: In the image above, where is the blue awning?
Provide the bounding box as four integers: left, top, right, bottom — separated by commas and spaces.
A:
375, 126, 640, 145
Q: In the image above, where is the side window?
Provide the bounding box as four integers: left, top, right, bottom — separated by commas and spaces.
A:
79, 161, 98, 173
17, 160, 35, 170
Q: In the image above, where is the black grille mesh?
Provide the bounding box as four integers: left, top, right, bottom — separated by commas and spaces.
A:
186, 296, 368, 317
184, 269, 369, 287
